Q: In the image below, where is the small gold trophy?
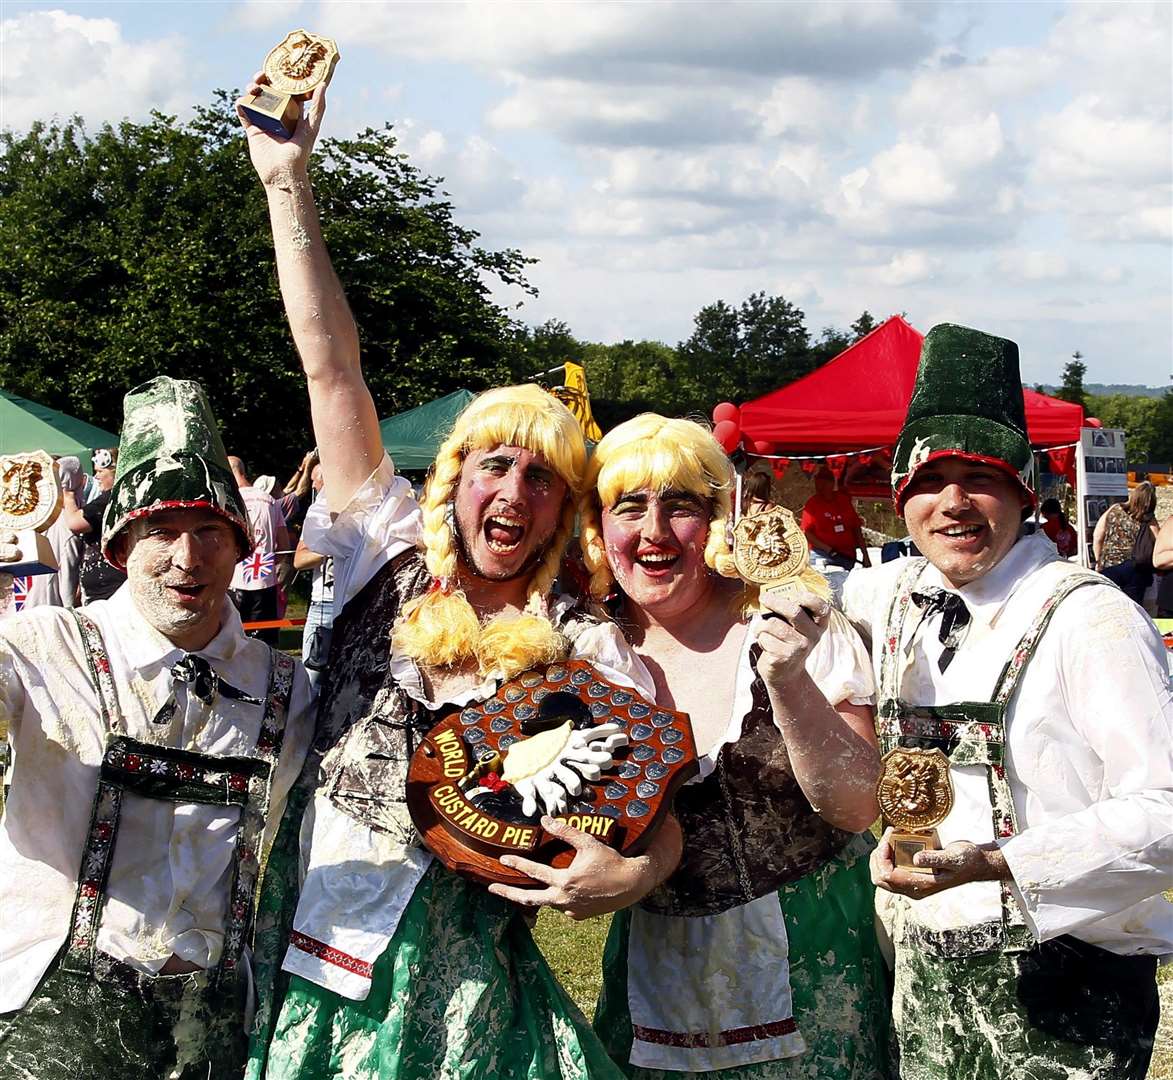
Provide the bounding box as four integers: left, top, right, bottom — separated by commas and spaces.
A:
876, 747, 954, 874
732, 504, 833, 605
0, 450, 63, 575
237, 30, 340, 139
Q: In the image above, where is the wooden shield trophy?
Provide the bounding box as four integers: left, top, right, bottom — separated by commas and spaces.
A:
237, 30, 340, 139
407, 660, 698, 886
0, 450, 63, 576
876, 746, 954, 873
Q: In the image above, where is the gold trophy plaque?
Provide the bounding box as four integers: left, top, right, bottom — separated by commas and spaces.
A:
0, 450, 63, 575
732, 504, 832, 605
238, 30, 340, 139
876, 746, 954, 874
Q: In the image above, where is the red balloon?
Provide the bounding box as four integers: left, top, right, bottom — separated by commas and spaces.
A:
749, 438, 774, 455
1085, 417, 1102, 428
713, 420, 740, 453
712, 402, 740, 425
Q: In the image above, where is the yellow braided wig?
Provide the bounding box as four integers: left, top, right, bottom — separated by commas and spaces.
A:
578, 414, 752, 601
393, 384, 586, 679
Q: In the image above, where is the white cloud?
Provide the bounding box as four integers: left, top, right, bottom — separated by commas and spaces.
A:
1, 10, 192, 130
230, 0, 306, 33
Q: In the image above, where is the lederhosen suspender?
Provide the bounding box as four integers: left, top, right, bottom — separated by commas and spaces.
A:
877, 560, 1103, 956
62, 611, 295, 988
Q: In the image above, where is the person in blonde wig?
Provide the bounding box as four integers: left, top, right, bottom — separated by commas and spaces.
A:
241, 80, 679, 1080
393, 383, 585, 678
581, 414, 891, 1079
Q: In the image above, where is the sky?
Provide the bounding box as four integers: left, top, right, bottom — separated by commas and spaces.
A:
2, 1, 1171, 389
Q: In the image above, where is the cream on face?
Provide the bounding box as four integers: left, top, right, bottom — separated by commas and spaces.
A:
902, 458, 1026, 588
601, 487, 713, 617
454, 444, 568, 581
125, 508, 240, 648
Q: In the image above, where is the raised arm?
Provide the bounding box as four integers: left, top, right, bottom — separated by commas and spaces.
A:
239, 78, 383, 509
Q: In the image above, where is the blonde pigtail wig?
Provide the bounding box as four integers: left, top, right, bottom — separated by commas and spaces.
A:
579, 414, 746, 601
393, 384, 587, 680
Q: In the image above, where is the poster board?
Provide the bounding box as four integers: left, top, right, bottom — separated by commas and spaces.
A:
1075, 427, 1128, 566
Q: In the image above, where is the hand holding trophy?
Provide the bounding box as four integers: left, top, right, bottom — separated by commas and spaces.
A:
236, 30, 340, 140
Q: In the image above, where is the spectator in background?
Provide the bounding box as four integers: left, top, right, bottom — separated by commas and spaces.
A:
1092, 482, 1159, 604
1039, 497, 1078, 559
228, 455, 289, 645
61, 448, 127, 604
278, 449, 319, 534
1153, 512, 1173, 619
23, 456, 87, 610
740, 468, 775, 517
801, 467, 872, 570
292, 464, 333, 690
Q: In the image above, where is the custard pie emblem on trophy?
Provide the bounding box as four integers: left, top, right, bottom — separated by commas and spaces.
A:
877, 747, 954, 874
0, 450, 63, 574
732, 504, 831, 603
237, 30, 340, 139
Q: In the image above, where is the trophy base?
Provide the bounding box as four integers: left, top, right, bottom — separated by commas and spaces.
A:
4, 529, 59, 577
890, 828, 940, 875
237, 87, 300, 139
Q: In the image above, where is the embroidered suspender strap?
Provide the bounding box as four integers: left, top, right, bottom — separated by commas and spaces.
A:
62, 611, 124, 974
981, 571, 1105, 952
69, 610, 122, 734
877, 559, 928, 727
217, 648, 296, 985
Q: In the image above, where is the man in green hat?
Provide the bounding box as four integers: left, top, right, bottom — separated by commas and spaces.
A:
842, 324, 1171, 1079
0, 376, 314, 1078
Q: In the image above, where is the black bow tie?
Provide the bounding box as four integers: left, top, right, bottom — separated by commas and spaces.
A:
910, 587, 971, 673
151, 655, 263, 725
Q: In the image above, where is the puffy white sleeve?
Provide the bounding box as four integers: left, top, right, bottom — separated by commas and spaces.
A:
999, 589, 1173, 941
804, 607, 875, 707
567, 618, 657, 703
302, 455, 423, 613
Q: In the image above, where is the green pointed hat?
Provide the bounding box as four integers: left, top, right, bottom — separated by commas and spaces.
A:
102, 377, 252, 567
892, 323, 1034, 508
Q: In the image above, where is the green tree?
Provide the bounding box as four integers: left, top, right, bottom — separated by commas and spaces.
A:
675, 292, 815, 411
1148, 388, 1173, 464
1085, 393, 1160, 461
0, 93, 534, 473
850, 310, 877, 341
582, 339, 681, 428
1055, 351, 1088, 412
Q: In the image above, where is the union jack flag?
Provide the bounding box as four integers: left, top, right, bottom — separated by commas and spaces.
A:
12, 576, 30, 612
240, 551, 275, 585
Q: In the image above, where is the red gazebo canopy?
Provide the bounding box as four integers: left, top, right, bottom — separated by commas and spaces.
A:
739, 315, 1084, 453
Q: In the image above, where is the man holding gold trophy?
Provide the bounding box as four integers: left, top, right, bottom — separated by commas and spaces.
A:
237, 31, 684, 1080
843, 324, 1172, 1080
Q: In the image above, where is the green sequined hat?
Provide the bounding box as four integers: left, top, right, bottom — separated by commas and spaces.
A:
892, 323, 1034, 508
102, 377, 252, 567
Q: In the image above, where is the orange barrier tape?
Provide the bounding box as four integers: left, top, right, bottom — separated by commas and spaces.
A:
242, 618, 307, 631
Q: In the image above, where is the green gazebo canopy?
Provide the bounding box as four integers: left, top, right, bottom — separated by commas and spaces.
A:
379, 389, 475, 471
1, 389, 118, 473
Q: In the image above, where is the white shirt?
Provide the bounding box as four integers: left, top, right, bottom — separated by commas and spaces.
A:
0, 585, 315, 1011
288, 456, 655, 998
231, 486, 285, 591
843, 533, 1173, 956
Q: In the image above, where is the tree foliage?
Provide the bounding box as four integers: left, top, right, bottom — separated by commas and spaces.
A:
0, 92, 533, 472
1088, 389, 1173, 465
1055, 351, 1088, 412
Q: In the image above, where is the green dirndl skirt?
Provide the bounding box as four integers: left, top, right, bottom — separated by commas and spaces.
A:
593, 833, 891, 1080
253, 860, 625, 1080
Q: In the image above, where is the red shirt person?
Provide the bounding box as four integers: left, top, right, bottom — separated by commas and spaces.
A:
800, 468, 872, 568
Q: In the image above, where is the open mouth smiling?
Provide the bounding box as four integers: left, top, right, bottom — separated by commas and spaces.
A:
484, 513, 528, 555
635, 549, 679, 573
